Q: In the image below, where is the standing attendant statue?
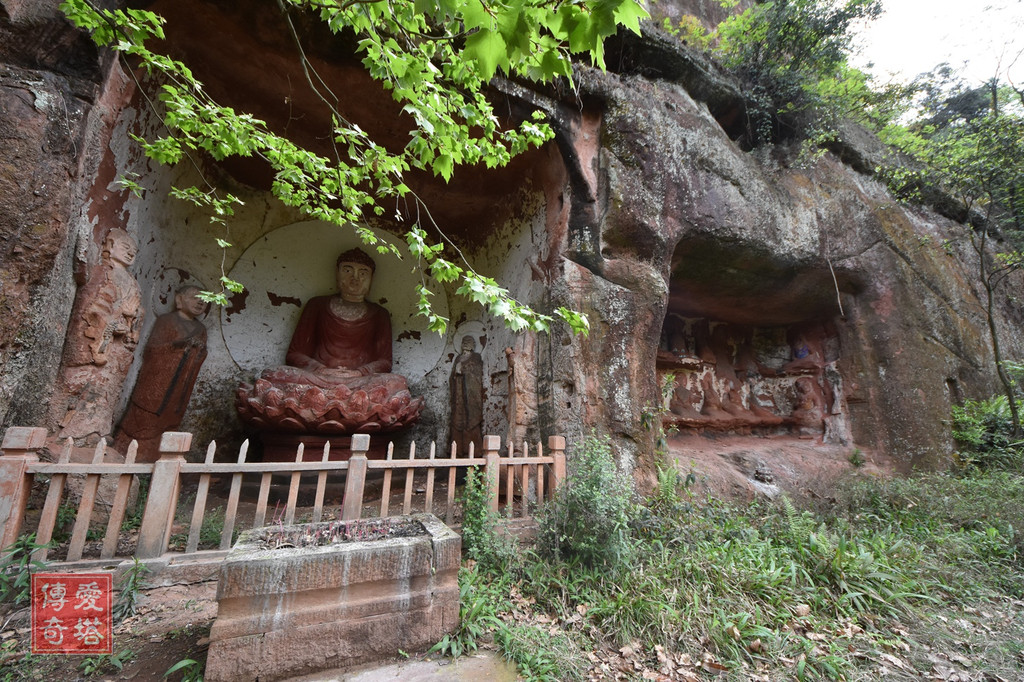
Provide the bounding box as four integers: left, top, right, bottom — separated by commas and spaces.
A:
114, 285, 209, 462
54, 229, 143, 443
449, 335, 483, 456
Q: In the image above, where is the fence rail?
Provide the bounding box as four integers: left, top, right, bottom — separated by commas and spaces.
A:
0, 427, 566, 566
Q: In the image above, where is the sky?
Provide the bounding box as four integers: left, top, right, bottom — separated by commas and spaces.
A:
849, 0, 1024, 86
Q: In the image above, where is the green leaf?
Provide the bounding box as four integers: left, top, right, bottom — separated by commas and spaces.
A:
432, 153, 455, 181
613, 0, 649, 35
464, 28, 508, 81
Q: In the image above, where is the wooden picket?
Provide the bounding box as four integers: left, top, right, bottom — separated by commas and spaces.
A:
0, 428, 567, 567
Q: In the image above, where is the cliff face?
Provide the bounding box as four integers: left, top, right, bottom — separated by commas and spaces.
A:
0, 3, 1019, 477
0, 1, 130, 429
542, 45, 1017, 474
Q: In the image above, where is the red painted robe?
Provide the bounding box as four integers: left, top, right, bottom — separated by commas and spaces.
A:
115, 311, 207, 460
285, 296, 392, 374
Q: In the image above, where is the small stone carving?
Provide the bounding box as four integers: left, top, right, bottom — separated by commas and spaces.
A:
236, 248, 423, 434
449, 335, 483, 456
668, 373, 703, 421
113, 286, 209, 462
505, 331, 538, 447
782, 330, 825, 375
55, 229, 143, 442
790, 376, 826, 438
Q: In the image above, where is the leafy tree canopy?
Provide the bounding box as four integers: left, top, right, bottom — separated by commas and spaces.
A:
666, 0, 882, 147
877, 66, 1024, 435
61, 0, 651, 336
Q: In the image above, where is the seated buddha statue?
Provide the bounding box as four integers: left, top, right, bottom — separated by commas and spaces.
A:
236, 248, 423, 434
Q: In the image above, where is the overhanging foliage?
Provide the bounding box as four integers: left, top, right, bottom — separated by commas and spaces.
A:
62, 0, 652, 335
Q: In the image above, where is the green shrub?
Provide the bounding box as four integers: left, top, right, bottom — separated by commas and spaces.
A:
537, 434, 635, 569
952, 395, 1024, 471
713, 0, 882, 146
459, 468, 517, 570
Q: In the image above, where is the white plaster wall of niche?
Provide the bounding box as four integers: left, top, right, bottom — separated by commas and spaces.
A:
114, 156, 302, 442
453, 188, 550, 447
221, 221, 450, 398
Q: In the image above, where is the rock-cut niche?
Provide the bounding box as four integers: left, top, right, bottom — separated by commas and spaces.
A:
658, 237, 850, 444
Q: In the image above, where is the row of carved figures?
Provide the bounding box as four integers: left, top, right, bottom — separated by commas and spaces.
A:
49, 232, 490, 462
657, 316, 847, 440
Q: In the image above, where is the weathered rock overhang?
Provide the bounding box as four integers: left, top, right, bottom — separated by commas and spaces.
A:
1, 1, 1020, 480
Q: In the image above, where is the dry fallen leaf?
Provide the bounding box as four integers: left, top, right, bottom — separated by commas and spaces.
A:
726, 625, 742, 641
793, 604, 811, 617
747, 638, 763, 653
701, 660, 729, 675
837, 620, 864, 637
948, 653, 972, 667
879, 652, 911, 671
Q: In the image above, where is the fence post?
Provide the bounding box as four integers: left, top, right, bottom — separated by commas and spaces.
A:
136, 432, 190, 559
548, 435, 566, 492
0, 427, 45, 549
341, 434, 369, 520
483, 435, 501, 512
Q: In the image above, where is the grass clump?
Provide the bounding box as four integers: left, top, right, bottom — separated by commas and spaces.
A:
168, 506, 235, 551
430, 563, 506, 659
495, 623, 586, 681
112, 557, 150, 622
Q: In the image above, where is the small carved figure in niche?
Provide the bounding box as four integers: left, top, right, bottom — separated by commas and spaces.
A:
698, 370, 733, 423
449, 335, 483, 456
55, 229, 143, 442
236, 248, 422, 434
668, 373, 703, 421
782, 324, 841, 436
693, 319, 717, 364
114, 286, 209, 462
790, 376, 826, 438
782, 329, 825, 375
708, 325, 760, 426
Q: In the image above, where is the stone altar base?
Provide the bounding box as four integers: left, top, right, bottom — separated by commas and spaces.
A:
205, 514, 460, 682
257, 432, 392, 462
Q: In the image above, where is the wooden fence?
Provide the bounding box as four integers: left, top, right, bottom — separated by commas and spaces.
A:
0, 427, 566, 566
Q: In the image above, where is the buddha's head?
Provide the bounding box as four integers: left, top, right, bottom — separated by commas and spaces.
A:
175, 285, 207, 320
103, 229, 137, 267
461, 335, 475, 353
335, 248, 376, 303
